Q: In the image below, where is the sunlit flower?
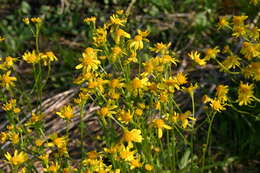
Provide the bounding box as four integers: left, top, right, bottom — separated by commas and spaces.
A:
56, 105, 74, 120
44, 161, 60, 173
152, 119, 172, 138
40, 51, 58, 66
122, 129, 143, 143
5, 150, 28, 166
118, 109, 132, 124
217, 16, 230, 30
0, 71, 17, 89
144, 164, 154, 171
22, 17, 30, 24
204, 47, 220, 60
31, 17, 42, 23
84, 16, 96, 23
97, 104, 117, 117
150, 42, 171, 54
114, 28, 131, 44
216, 85, 229, 103
110, 14, 127, 26
210, 99, 226, 112
75, 47, 100, 72
233, 16, 248, 26
22, 50, 40, 64
188, 51, 206, 66
237, 82, 255, 106
222, 55, 240, 70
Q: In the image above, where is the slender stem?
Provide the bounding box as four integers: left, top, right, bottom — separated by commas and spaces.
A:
201, 111, 216, 173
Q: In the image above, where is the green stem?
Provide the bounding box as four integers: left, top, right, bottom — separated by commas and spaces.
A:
201, 111, 216, 173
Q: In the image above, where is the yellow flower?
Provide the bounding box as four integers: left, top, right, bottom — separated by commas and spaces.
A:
44, 162, 60, 173
221, 55, 240, 70
0, 36, 5, 41
242, 62, 260, 81
178, 111, 195, 128
31, 17, 42, 23
22, 50, 40, 64
175, 72, 188, 85
204, 47, 220, 60
22, 17, 30, 24
210, 99, 226, 112
109, 78, 125, 89
240, 42, 260, 60
110, 14, 127, 26
0, 71, 17, 89
150, 42, 171, 54
40, 51, 58, 66
84, 16, 96, 23
233, 16, 248, 26
122, 129, 143, 143
184, 83, 198, 96
250, 0, 260, 5
118, 109, 132, 124
75, 47, 101, 72
237, 82, 255, 106
93, 27, 107, 46
114, 28, 131, 44
144, 164, 154, 171
0, 132, 8, 143
130, 158, 143, 170
97, 104, 117, 117
5, 150, 28, 166
119, 144, 136, 161
217, 16, 230, 30
111, 46, 126, 62
128, 30, 149, 52
1, 56, 17, 70
188, 51, 206, 66
232, 25, 247, 38
56, 105, 74, 120
152, 119, 172, 138
49, 134, 67, 149
216, 85, 229, 103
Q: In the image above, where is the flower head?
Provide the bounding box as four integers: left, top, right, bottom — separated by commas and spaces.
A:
5, 150, 28, 166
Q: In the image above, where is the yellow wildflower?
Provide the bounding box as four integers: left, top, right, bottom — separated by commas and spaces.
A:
152, 119, 172, 138
44, 162, 60, 173
22, 50, 40, 64
204, 47, 220, 60
222, 55, 240, 70
31, 17, 42, 23
40, 51, 58, 66
130, 158, 143, 170
237, 82, 255, 106
150, 42, 171, 54
240, 42, 260, 60
122, 129, 143, 143
233, 16, 248, 26
5, 150, 28, 166
22, 17, 30, 24
178, 111, 195, 128
75, 47, 100, 72
217, 16, 230, 30
114, 28, 131, 44
210, 99, 226, 112
216, 85, 229, 103
0, 132, 8, 143
0, 36, 5, 41
144, 164, 154, 171
110, 14, 127, 26
250, 0, 260, 5
93, 27, 107, 46
97, 104, 117, 117
232, 25, 247, 38
56, 105, 74, 120
128, 29, 149, 52
118, 109, 132, 124
84, 16, 96, 23
0, 71, 17, 89
188, 51, 206, 66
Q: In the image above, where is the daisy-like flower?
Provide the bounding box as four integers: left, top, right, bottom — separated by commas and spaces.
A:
152, 119, 172, 138
75, 47, 101, 72
204, 47, 220, 61
222, 55, 240, 70
114, 28, 130, 44
0, 71, 17, 89
118, 109, 132, 124
31, 17, 42, 23
5, 150, 28, 166
178, 111, 196, 128
122, 129, 143, 143
40, 51, 58, 66
22, 50, 40, 64
215, 85, 229, 103
97, 104, 117, 117
144, 164, 154, 171
150, 42, 171, 54
56, 105, 74, 120
128, 29, 149, 52
237, 82, 255, 106
22, 17, 30, 24
217, 16, 230, 30
240, 42, 260, 60
44, 161, 60, 173
188, 51, 206, 66
210, 99, 226, 112
110, 14, 127, 26
84, 16, 96, 23
232, 16, 248, 26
